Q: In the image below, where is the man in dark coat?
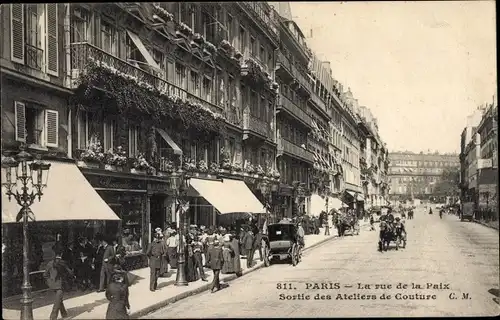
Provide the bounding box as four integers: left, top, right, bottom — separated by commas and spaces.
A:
44, 250, 74, 320
74, 237, 93, 290
146, 231, 164, 291
206, 239, 224, 293
242, 227, 255, 268
93, 235, 105, 289
98, 238, 115, 292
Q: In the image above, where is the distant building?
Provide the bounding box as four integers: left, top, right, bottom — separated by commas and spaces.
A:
388, 152, 460, 202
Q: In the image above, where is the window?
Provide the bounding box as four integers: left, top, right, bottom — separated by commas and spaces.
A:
71, 6, 89, 43
190, 71, 200, 96
240, 84, 247, 110
251, 91, 258, 116
128, 125, 139, 157
216, 69, 224, 107
260, 45, 265, 63
202, 77, 212, 103
179, 3, 190, 25
227, 75, 235, 107
152, 48, 165, 78
226, 14, 234, 44
25, 4, 43, 70
239, 26, 246, 53
14, 101, 59, 148
103, 119, 115, 151
77, 110, 88, 149
260, 97, 266, 122
101, 21, 116, 55
250, 36, 256, 56
229, 138, 236, 163
175, 63, 187, 90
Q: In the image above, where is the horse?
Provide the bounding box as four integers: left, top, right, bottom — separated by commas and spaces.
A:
378, 221, 404, 251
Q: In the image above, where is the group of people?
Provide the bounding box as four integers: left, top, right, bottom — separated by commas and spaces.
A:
44, 235, 131, 320
147, 221, 266, 294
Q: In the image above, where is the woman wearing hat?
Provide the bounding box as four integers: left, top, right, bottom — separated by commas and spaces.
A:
166, 230, 178, 269
105, 268, 130, 319
221, 234, 235, 275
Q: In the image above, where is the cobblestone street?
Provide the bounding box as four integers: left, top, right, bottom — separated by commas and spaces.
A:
147, 208, 499, 318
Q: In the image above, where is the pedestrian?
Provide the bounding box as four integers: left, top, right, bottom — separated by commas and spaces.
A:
221, 234, 235, 274
242, 227, 255, 268
159, 229, 169, 277
166, 230, 178, 269
185, 233, 199, 282
74, 237, 92, 290
370, 214, 375, 231
192, 232, 208, 281
98, 237, 115, 292
146, 231, 164, 292
44, 250, 74, 320
206, 239, 224, 293
105, 269, 130, 319
324, 212, 331, 236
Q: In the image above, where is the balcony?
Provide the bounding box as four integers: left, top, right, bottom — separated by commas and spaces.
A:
243, 113, 271, 140
278, 94, 313, 129
25, 44, 44, 70
70, 42, 223, 115
276, 52, 313, 95
238, 2, 279, 43
282, 138, 314, 164
309, 91, 328, 116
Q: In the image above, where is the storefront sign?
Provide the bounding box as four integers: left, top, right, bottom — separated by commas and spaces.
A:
87, 175, 147, 190
148, 181, 172, 194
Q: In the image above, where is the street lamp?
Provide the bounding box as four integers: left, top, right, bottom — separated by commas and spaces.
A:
2, 146, 51, 320
170, 172, 190, 286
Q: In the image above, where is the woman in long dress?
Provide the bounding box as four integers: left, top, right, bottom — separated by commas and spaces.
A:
221, 235, 235, 274
185, 235, 199, 282
105, 270, 130, 319
229, 233, 242, 276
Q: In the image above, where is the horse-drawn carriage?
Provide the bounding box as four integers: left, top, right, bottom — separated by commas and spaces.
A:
263, 221, 303, 267
378, 218, 407, 251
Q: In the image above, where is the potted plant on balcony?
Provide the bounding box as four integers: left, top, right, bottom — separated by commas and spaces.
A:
152, 4, 174, 22
244, 162, 255, 176
232, 160, 242, 175
272, 168, 281, 181
220, 148, 232, 172
158, 157, 175, 176
204, 41, 217, 55
233, 50, 243, 60
198, 160, 208, 173
193, 33, 205, 45
104, 146, 127, 171
209, 162, 220, 175
132, 153, 154, 175
78, 136, 105, 169
182, 157, 197, 173
219, 40, 233, 53
176, 22, 193, 37
256, 165, 265, 178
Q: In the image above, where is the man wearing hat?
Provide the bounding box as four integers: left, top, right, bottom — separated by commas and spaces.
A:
98, 237, 115, 292
146, 229, 165, 291
44, 249, 74, 320
206, 238, 224, 293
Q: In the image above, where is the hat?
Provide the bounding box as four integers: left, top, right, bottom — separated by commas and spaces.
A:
223, 234, 231, 242
123, 229, 130, 234
155, 227, 162, 233
214, 239, 220, 245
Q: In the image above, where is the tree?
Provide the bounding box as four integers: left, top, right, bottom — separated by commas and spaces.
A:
433, 167, 460, 196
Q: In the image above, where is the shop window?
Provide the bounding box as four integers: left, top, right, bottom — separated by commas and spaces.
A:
14, 101, 59, 148
119, 196, 143, 254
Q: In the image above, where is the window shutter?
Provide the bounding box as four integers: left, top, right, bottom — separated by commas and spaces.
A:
10, 4, 24, 64
45, 110, 59, 147
46, 4, 59, 76
14, 101, 26, 142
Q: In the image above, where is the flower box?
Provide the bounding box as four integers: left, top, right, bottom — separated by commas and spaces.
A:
105, 164, 116, 171
131, 168, 146, 175
77, 161, 100, 169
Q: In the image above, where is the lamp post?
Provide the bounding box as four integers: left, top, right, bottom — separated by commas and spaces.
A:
2, 146, 51, 320
171, 171, 190, 286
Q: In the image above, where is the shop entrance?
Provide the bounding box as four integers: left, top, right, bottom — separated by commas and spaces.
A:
150, 195, 168, 234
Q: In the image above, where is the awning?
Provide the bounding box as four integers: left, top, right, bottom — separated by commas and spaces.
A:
126, 30, 162, 72
346, 191, 356, 198
189, 178, 266, 214
357, 193, 365, 201
2, 161, 120, 223
327, 197, 344, 210
156, 128, 183, 155
310, 194, 326, 217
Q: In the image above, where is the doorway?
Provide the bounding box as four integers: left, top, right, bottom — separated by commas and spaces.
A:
150, 195, 167, 235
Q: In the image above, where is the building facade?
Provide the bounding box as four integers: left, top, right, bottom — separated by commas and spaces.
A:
388, 151, 460, 202
460, 103, 498, 220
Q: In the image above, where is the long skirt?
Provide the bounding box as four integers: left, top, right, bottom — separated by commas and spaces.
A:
185, 254, 199, 282
167, 247, 178, 269
221, 248, 235, 274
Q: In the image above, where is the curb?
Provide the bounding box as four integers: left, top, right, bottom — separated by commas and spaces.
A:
473, 219, 499, 231
133, 235, 338, 319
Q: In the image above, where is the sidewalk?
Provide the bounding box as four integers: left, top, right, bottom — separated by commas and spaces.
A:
2, 231, 339, 320
473, 219, 499, 230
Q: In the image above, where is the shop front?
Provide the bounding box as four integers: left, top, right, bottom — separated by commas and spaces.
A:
342, 190, 357, 210
277, 184, 294, 220
356, 193, 365, 218
83, 171, 172, 270
1, 160, 120, 295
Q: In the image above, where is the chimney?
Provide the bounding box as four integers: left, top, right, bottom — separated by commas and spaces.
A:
309, 28, 313, 38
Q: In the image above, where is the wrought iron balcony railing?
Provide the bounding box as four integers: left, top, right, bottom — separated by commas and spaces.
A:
70, 42, 223, 116
243, 113, 271, 138
309, 90, 327, 114
279, 94, 313, 128
282, 138, 314, 163
226, 109, 243, 127
277, 52, 313, 94
238, 2, 279, 42
25, 44, 44, 70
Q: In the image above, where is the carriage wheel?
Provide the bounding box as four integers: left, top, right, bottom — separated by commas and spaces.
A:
291, 244, 299, 266
263, 243, 271, 267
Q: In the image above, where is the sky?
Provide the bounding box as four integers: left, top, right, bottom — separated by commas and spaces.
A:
289, 1, 497, 154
